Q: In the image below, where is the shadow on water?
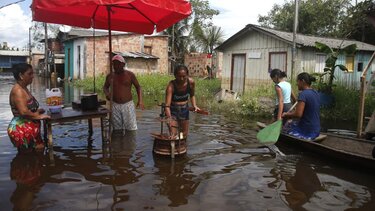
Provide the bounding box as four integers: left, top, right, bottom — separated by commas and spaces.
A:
1, 74, 375, 210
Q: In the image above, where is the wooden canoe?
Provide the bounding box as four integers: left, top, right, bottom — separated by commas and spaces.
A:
257, 122, 375, 173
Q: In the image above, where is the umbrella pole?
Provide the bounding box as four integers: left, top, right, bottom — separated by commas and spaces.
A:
108, 6, 113, 143
92, 18, 96, 93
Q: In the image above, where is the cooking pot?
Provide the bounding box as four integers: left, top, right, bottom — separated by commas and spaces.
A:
80, 93, 98, 111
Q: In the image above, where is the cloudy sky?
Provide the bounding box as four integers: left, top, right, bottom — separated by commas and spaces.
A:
0, 0, 284, 48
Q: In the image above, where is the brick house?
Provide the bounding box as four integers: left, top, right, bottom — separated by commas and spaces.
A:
62, 28, 168, 80
184, 52, 223, 78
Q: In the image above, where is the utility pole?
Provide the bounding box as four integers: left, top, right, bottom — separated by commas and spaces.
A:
171, 24, 175, 74
28, 26, 32, 65
291, 0, 299, 79
44, 23, 48, 78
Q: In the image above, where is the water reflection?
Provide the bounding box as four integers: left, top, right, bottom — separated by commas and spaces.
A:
274, 155, 374, 210
10, 152, 45, 210
279, 156, 323, 210
107, 131, 139, 208
153, 157, 200, 207
1, 75, 375, 210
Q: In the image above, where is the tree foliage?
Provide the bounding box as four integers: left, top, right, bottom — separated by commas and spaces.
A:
258, 0, 352, 37
189, 0, 219, 28
194, 25, 225, 54
31, 22, 59, 50
166, 18, 190, 64
166, 0, 219, 64
313, 41, 357, 93
340, 0, 375, 45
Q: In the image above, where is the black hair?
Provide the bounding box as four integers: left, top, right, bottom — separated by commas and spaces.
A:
173, 64, 189, 76
12, 63, 32, 81
270, 68, 287, 79
297, 72, 316, 85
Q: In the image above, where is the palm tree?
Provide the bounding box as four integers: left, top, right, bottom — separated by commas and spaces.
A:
166, 19, 190, 67
193, 25, 224, 78
194, 25, 224, 54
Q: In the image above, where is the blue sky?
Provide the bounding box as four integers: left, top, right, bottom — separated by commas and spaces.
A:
0, 0, 32, 48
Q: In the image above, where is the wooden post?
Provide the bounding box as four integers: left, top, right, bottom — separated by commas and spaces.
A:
107, 6, 113, 143
357, 52, 375, 137
358, 76, 366, 138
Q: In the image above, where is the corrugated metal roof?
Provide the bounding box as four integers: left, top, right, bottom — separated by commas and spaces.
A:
67, 28, 126, 37
0, 50, 29, 56
217, 24, 375, 51
64, 28, 168, 39
113, 51, 159, 59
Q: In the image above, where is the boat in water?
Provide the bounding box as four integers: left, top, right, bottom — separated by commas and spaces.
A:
257, 122, 375, 173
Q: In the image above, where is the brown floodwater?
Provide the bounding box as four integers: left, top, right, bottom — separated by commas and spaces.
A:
0, 74, 374, 210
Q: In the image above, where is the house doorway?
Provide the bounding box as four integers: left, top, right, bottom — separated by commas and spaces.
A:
231, 54, 246, 93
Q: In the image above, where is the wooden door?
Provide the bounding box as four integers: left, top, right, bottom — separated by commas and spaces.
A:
231, 54, 246, 93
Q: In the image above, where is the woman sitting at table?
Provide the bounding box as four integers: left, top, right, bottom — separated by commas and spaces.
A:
8, 63, 50, 153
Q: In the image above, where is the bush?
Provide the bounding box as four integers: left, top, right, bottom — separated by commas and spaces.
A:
320, 84, 375, 121
208, 84, 275, 117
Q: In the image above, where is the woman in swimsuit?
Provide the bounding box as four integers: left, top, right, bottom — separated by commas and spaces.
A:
165, 64, 200, 138
8, 63, 50, 153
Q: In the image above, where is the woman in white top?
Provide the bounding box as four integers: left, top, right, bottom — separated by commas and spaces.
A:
270, 69, 296, 121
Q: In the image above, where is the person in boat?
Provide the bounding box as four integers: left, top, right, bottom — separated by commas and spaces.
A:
103, 54, 144, 134
8, 63, 50, 153
282, 72, 320, 140
165, 64, 200, 138
270, 68, 296, 122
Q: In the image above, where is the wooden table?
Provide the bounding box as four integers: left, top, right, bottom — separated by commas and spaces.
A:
44, 106, 110, 148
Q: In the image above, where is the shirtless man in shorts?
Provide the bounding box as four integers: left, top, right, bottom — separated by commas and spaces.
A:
103, 54, 144, 134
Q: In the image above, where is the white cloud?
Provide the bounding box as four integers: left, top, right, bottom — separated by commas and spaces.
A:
0, 4, 31, 48
0, 0, 286, 48
209, 0, 285, 39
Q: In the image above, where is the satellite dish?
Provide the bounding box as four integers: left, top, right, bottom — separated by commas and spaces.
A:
59, 25, 71, 33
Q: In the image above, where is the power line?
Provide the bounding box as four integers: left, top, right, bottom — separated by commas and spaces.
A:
0, 0, 26, 10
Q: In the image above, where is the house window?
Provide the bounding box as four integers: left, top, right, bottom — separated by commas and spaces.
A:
315, 54, 326, 73
269, 52, 287, 72
346, 55, 354, 72
357, 62, 363, 72
144, 46, 152, 54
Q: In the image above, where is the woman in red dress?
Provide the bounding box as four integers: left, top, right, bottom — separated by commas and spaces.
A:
7, 63, 50, 153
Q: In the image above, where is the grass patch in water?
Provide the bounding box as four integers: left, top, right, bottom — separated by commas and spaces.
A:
208, 84, 275, 118
73, 74, 221, 108
74, 75, 374, 122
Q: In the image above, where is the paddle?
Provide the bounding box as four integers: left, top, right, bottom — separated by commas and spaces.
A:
257, 102, 297, 144
188, 107, 209, 115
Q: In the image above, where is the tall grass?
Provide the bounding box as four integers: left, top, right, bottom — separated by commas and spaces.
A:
73, 73, 107, 92
321, 84, 375, 121
74, 75, 374, 122
208, 84, 275, 117
73, 74, 221, 108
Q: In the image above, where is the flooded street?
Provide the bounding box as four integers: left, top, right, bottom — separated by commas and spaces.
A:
1, 75, 375, 210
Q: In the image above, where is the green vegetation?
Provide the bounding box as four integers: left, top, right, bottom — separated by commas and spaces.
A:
208, 84, 274, 117
320, 84, 375, 122
258, 0, 375, 45
73, 74, 221, 108
74, 74, 374, 122
314, 41, 357, 93
73, 73, 107, 92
